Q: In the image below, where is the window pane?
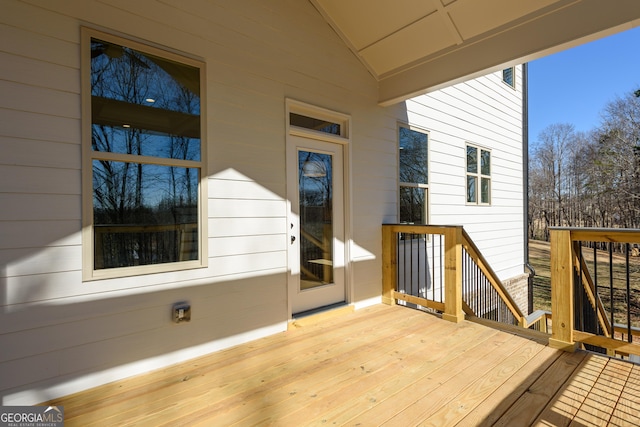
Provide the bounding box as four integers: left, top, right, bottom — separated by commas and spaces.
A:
91, 38, 201, 158
93, 160, 199, 269
399, 127, 428, 184
481, 150, 490, 175
298, 151, 333, 286
481, 178, 490, 204
467, 176, 477, 203
503, 67, 514, 87
290, 113, 341, 135
467, 146, 477, 173
92, 125, 200, 160
400, 187, 425, 224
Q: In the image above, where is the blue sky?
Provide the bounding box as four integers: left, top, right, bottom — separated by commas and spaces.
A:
528, 26, 640, 147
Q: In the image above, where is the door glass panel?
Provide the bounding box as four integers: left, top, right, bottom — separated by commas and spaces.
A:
299, 150, 333, 290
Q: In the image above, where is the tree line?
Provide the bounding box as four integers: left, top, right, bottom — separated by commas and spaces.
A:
528, 89, 640, 241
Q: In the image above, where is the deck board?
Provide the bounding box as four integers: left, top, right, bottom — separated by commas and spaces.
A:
532, 353, 607, 427
310, 325, 506, 426
492, 350, 587, 426
43, 304, 640, 426
378, 333, 525, 426
609, 364, 640, 426
455, 345, 562, 426
240, 318, 485, 426
571, 358, 632, 426
420, 339, 552, 426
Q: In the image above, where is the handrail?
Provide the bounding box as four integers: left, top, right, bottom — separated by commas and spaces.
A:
460, 229, 525, 325
574, 243, 612, 337
549, 227, 640, 357
524, 310, 551, 333
382, 224, 462, 322
382, 224, 543, 329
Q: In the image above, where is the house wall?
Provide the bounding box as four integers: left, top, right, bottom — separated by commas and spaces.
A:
0, 0, 525, 405
407, 68, 526, 281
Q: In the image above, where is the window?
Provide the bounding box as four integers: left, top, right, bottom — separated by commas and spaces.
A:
502, 67, 515, 88
82, 29, 206, 279
289, 113, 341, 136
398, 125, 428, 223
466, 145, 491, 205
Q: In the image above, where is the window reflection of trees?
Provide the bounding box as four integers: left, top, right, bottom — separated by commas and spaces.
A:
399, 127, 428, 224
90, 38, 201, 269
299, 151, 333, 284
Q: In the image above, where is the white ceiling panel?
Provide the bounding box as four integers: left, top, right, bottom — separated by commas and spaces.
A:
312, 0, 439, 50
310, 0, 640, 105
360, 11, 457, 76
447, 0, 561, 40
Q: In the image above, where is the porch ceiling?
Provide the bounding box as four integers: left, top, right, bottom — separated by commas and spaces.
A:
310, 0, 640, 105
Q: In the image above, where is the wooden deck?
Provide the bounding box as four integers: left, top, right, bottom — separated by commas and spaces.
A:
45, 304, 640, 426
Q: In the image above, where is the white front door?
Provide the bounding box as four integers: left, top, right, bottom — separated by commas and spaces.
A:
288, 136, 345, 314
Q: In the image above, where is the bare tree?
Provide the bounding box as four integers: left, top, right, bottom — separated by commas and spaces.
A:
529, 89, 640, 243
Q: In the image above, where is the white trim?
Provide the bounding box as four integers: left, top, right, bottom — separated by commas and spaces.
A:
354, 296, 382, 310
502, 66, 516, 89
285, 99, 352, 317
397, 122, 430, 224
465, 143, 492, 206
81, 27, 208, 281
286, 99, 351, 142
2, 321, 286, 406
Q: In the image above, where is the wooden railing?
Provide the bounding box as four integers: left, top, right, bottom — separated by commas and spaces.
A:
549, 228, 640, 358
382, 224, 543, 329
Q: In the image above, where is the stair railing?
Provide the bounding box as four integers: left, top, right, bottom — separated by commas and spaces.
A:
382, 224, 545, 329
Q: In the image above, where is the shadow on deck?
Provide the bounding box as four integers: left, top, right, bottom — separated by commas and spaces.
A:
45, 304, 640, 426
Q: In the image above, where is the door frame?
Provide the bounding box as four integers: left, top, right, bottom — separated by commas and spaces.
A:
285, 99, 352, 318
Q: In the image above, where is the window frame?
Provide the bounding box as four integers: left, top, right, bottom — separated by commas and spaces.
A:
502, 67, 516, 89
81, 27, 207, 281
398, 123, 429, 224
466, 143, 491, 206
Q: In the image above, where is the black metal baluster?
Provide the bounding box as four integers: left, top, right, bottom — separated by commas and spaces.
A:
626, 243, 631, 343
609, 243, 614, 339
397, 233, 401, 295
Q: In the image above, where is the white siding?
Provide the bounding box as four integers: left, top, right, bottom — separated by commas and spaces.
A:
406, 68, 525, 280
0, 0, 525, 404
0, 0, 384, 405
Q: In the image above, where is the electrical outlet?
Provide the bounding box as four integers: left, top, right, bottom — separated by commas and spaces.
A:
173, 303, 191, 323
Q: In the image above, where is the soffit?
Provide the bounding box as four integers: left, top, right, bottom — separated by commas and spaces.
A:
310, 0, 640, 105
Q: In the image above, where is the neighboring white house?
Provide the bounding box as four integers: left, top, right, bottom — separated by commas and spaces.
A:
1, 0, 633, 406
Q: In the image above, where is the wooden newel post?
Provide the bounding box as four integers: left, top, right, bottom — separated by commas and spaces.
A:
381, 225, 396, 305
549, 229, 578, 351
443, 226, 464, 323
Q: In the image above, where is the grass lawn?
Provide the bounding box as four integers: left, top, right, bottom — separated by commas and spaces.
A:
529, 239, 640, 327
529, 240, 552, 312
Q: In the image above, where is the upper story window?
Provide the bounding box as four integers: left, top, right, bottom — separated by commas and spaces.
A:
466, 144, 491, 205
82, 28, 206, 280
398, 124, 429, 224
502, 67, 515, 88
